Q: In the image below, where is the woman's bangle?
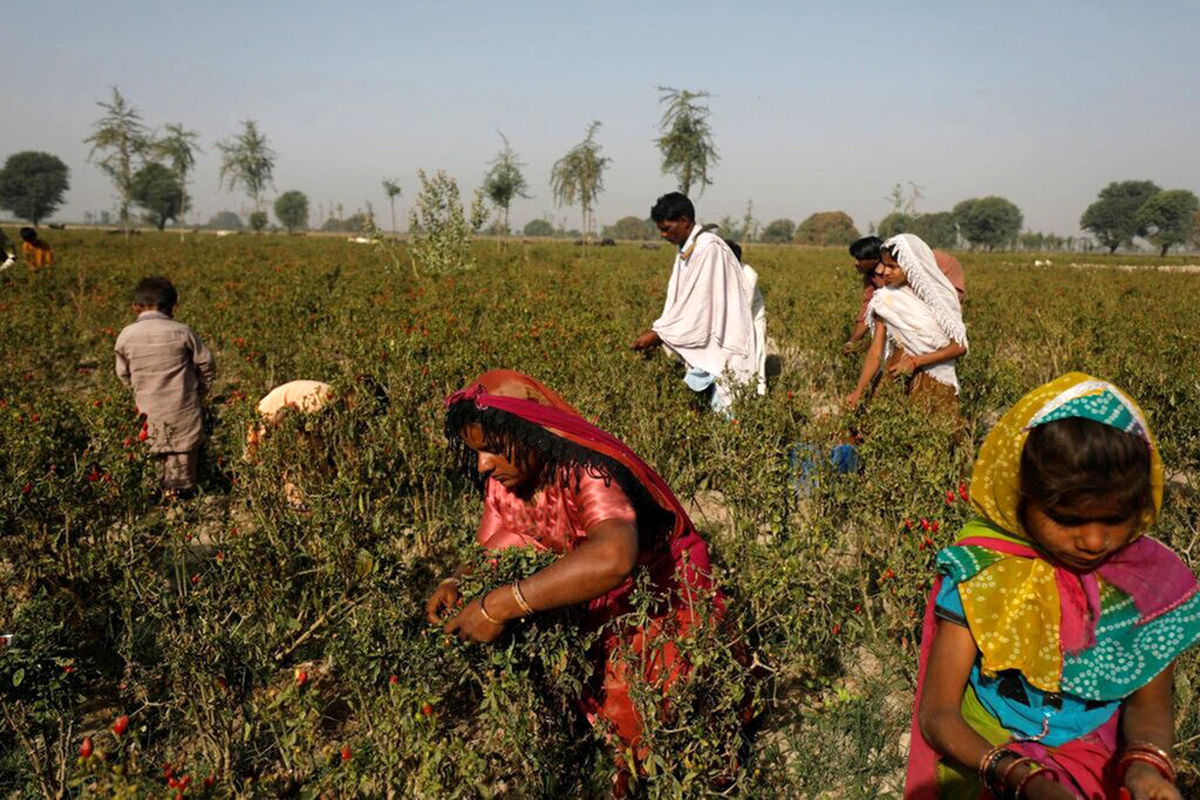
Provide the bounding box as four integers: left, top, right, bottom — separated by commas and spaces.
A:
1014, 764, 1054, 798
1122, 741, 1175, 776
978, 744, 1019, 796
1000, 757, 1040, 796
511, 580, 534, 616
1117, 751, 1176, 784
478, 593, 504, 626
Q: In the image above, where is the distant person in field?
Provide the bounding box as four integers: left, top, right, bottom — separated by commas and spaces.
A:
0, 229, 14, 270
724, 238, 768, 395
245, 377, 387, 508
245, 380, 335, 454
114, 277, 216, 496
19, 227, 53, 269
844, 233, 966, 413
428, 370, 732, 791
630, 192, 762, 414
907, 374, 1195, 800
843, 235, 964, 355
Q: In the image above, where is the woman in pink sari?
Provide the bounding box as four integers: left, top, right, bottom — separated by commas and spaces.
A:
425, 370, 722, 775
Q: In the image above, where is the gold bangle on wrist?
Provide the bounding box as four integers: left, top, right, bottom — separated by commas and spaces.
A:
511, 580, 534, 616
478, 594, 504, 626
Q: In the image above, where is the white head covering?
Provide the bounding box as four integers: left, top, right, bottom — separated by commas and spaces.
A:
882, 233, 967, 348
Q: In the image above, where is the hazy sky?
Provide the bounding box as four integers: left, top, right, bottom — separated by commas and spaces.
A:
7, 0, 1199, 236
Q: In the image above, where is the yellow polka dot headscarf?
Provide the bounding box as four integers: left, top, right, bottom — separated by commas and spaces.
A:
969, 372, 1163, 538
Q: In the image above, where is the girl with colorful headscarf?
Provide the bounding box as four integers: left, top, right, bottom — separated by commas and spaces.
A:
846, 233, 967, 412
426, 370, 724, 783
907, 374, 1198, 799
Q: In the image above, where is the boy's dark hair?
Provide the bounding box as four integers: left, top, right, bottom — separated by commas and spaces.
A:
133, 277, 178, 310
1019, 418, 1154, 523
849, 236, 883, 261
723, 238, 743, 262
650, 192, 695, 223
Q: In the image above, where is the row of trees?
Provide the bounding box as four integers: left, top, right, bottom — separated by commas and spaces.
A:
1081, 180, 1199, 256
77, 87, 279, 233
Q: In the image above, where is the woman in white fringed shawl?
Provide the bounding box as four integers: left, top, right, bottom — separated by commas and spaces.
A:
844, 233, 967, 413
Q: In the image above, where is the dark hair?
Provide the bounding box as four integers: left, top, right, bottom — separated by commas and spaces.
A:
133, 277, 178, 310
1019, 418, 1153, 522
650, 192, 695, 224
723, 238, 742, 262
849, 236, 882, 261
20, 227, 38, 243
445, 401, 675, 544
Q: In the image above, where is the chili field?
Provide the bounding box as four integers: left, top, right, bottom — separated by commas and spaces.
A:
2, 232, 1198, 797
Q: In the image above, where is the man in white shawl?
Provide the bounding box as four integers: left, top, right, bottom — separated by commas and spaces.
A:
844, 232, 967, 411
631, 193, 763, 414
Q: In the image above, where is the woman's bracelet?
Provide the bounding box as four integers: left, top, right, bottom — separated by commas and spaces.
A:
1014, 764, 1054, 799
511, 580, 534, 616
1000, 757, 1040, 797
1117, 751, 1176, 784
1122, 741, 1175, 777
978, 744, 1020, 797
478, 593, 504, 626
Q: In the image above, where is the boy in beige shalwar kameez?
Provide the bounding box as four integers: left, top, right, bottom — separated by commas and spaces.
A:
115, 277, 216, 494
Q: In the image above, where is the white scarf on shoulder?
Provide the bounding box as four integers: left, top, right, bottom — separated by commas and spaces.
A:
867, 234, 968, 393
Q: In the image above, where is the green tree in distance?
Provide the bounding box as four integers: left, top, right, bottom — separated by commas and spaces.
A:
1080, 180, 1161, 254
909, 212, 959, 249
381, 178, 402, 235
761, 218, 796, 243
1135, 189, 1199, 257
130, 162, 184, 230
217, 120, 277, 216
603, 216, 656, 241
551, 121, 610, 241
152, 123, 202, 236
248, 210, 269, 233
876, 212, 913, 239
483, 133, 530, 237
0, 151, 70, 226
207, 210, 242, 230
795, 211, 860, 246
655, 87, 719, 197
953, 197, 1023, 251
84, 87, 150, 233
274, 190, 310, 233
523, 218, 554, 237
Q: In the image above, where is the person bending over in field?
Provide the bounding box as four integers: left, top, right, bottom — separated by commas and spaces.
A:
427, 370, 727, 793
20, 227, 53, 269
245, 377, 387, 508
630, 192, 763, 415
908, 373, 1196, 800
842, 235, 964, 355
844, 233, 966, 415
115, 277, 216, 497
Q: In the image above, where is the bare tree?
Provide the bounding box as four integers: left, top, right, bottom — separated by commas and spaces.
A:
550, 121, 610, 241
655, 87, 718, 196
84, 87, 150, 234
217, 120, 277, 215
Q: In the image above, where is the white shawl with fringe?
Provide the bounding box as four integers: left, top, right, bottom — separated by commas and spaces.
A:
653, 225, 760, 399
867, 233, 968, 393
